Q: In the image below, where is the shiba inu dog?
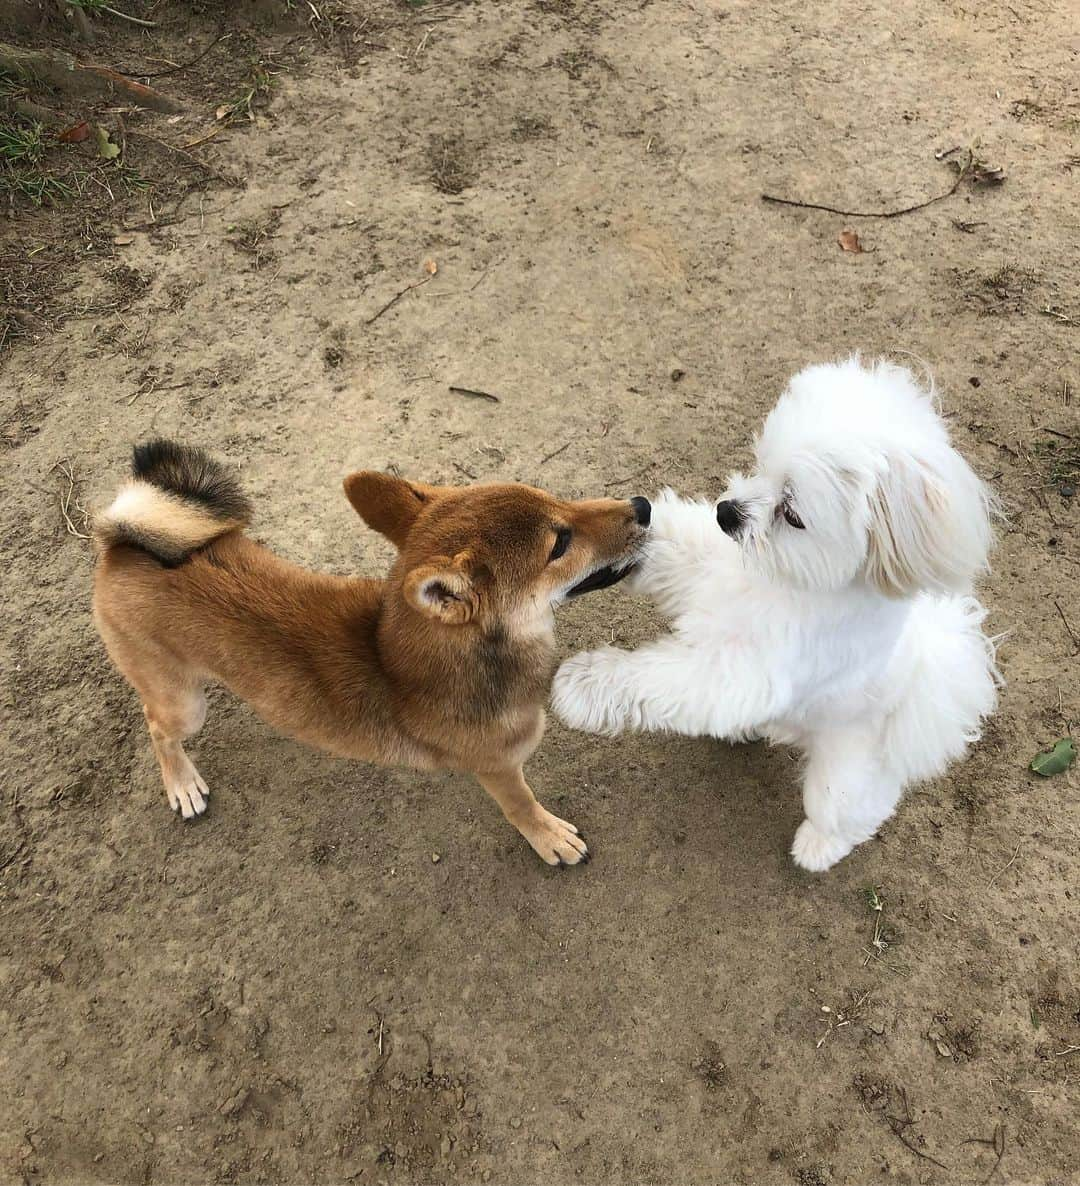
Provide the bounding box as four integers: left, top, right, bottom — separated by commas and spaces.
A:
93, 440, 651, 865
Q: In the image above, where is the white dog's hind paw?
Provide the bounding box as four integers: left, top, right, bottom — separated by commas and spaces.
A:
791, 819, 853, 873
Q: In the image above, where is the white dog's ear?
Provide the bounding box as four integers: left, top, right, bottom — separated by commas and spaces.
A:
865, 446, 993, 597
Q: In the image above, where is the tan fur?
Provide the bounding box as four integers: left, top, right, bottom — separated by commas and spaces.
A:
93, 463, 646, 865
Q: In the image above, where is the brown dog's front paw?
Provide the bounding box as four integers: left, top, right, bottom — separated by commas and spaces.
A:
519, 807, 589, 866
165, 768, 209, 820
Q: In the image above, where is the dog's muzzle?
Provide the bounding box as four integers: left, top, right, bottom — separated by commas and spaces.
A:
715, 499, 745, 538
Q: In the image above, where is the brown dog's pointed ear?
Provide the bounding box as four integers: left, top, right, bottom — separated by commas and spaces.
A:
344, 471, 442, 547
403, 552, 478, 625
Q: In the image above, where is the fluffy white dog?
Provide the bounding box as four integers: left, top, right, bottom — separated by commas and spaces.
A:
552, 357, 999, 872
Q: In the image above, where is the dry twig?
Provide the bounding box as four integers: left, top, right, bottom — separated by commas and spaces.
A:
449, 386, 500, 404
53, 461, 91, 540
762, 153, 971, 219
886, 1086, 949, 1170
540, 441, 571, 465
123, 130, 239, 184
986, 841, 1021, 889
364, 276, 431, 324
123, 30, 230, 79
962, 1122, 1006, 1184
1053, 598, 1080, 654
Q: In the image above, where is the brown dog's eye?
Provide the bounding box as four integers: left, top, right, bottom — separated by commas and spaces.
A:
549, 527, 572, 561
782, 504, 805, 529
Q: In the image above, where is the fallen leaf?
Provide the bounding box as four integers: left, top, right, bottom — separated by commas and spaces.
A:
1030, 738, 1076, 776
838, 229, 864, 254
94, 126, 121, 161
424, 258, 438, 275
57, 121, 90, 144
112, 234, 134, 246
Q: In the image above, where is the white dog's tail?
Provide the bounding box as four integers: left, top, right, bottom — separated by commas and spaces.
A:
885, 594, 1000, 786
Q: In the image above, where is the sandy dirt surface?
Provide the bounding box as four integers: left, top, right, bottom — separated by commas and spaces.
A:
2, 1, 1079, 1182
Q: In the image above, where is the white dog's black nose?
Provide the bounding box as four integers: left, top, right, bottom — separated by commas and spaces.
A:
716, 500, 744, 536
630, 496, 652, 526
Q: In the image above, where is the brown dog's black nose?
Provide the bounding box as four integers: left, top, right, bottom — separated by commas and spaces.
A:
630, 496, 652, 526
716, 499, 744, 536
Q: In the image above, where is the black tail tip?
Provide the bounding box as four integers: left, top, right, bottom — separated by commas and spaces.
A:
131, 438, 252, 524
132, 438, 202, 482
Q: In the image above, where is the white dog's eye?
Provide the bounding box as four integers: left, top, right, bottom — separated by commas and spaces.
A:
782, 504, 805, 529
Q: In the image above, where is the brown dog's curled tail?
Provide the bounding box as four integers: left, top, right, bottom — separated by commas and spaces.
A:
94, 439, 252, 565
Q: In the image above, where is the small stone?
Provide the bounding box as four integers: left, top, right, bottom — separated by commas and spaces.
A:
432, 852, 441, 864
936, 1041, 952, 1058
509, 1116, 522, 1130
868, 1021, 885, 1036
671, 368, 686, 382
218, 1087, 250, 1117
1060, 482, 1075, 499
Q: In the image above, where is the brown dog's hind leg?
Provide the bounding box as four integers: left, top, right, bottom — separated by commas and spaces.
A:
95, 594, 213, 820
143, 684, 210, 820
475, 768, 589, 866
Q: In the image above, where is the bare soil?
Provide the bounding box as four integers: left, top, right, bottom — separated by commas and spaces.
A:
2, 2, 1079, 1183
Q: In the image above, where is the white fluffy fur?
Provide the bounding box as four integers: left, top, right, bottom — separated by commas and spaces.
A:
552, 357, 1000, 871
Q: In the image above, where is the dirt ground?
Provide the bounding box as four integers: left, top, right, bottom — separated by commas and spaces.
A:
2, 1, 1079, 1183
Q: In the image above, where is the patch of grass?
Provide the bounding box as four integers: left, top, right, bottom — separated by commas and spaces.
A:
1032, 437, 1080, 491
984, 264, 1034, 300
510, 114, 554, 142
0, 118, 46, 166
0, 73, 26, 100
960, 262, 1035, 315
547, 47, 615, 79
427, 134, 476, 195
226, 208, 282, 269
0, 117, 75, 205
690, 1040, 727, 1090
220, 59, 275, 124
1010, 97, 1045, 121
0, 169, 74, 204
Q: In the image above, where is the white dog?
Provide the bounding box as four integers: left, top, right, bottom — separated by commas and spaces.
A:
552, 358, 999, 871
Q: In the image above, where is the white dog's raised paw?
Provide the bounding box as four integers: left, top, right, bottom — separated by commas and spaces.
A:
551, 649, 627, 735
791, 819, 853, 873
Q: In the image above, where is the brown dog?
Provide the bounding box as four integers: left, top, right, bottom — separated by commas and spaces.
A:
92, 441, 650, 865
